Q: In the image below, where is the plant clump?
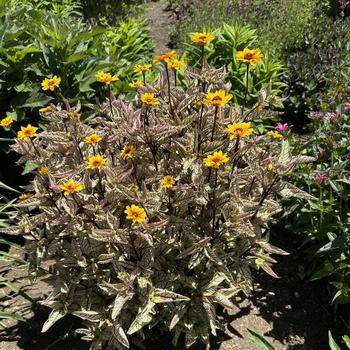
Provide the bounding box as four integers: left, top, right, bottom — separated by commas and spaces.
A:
3, 47, 314, 349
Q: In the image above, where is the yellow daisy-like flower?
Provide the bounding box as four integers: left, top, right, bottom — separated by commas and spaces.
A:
86, 154, 107, 170
203, 90, 233, 108
133, 64, 152, 74
120, 145, 137, 159
17, 124, 38, 140
161, 175, 175, 189
84, 133, 102, 146
236, 48, 262, 66
266, 164, 274, 172
125, 204, 147, 223
18, 193, 33, 202
59, 179, 84, 197
141, 93, 160, 105
41, 75, 61, 91
226, 122, 253, 139
0, 116, 13, 128
167, 59, 185, 70
267, 130, 283, 139
129, 80, 144, 89
203, 150, 229, 169
39, 106, 53, 114
69, 112, 81, 121
39, 166, 49, 175
190, 32, 215, 45
95, 71, 118, 84
154, 50, 177, 63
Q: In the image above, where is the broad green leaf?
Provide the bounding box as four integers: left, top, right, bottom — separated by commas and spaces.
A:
22, 161, 37, 175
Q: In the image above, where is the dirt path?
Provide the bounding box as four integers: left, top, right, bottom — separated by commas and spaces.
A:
143, 0, 172, 55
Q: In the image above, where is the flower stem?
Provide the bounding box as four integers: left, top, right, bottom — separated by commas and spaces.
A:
108, 84, 114, 119
165, 64, 173, 116
242, 63, 250, 115
142, 72, 146, 85
201, 44, 205, 70
211, 170, 218, 236
210, 107, 219, 142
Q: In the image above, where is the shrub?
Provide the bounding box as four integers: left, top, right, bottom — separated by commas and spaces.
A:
284, 101, 350, 306
0, 1, 153, 122
282, 14, 350, 126
2, 48, 312, 348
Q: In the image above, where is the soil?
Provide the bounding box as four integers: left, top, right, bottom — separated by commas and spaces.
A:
143, 0, 173, 55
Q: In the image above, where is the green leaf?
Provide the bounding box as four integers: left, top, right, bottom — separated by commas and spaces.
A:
0, 181, 20, 193
113, 323, 129, 348
328, 330, 341, 350
343, 335, 350, 349
248, 329, 276, 350
42, 309, 66, 333
0, 311, 26, 322
278, 139, 290, 164
22, 161, 37, 175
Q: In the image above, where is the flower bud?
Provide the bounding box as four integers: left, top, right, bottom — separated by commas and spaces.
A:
311, 111, 323, 121
314, 173, 327, 185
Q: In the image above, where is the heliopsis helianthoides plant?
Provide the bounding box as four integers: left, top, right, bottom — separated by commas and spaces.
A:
4, 53, 315, 350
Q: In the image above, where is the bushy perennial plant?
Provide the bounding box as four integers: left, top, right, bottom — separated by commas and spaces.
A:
3, 47, 313, 349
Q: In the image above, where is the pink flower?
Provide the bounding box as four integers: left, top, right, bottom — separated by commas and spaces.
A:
343, 102, 350, 111
314, 173, 327, 185
275, 123, 289, 132
329, 112, 340, 123
311, 112, 323, 121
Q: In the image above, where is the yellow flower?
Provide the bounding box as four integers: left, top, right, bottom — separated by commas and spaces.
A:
95, 71, 118, 84
41, 75, 61, 91
17, 124, 38, 140
0, 116, 13, 128
130, 184, 138, 192
120, 145, 137, 159
266, 164, 274, 172
129, 80, 144, 89
125, 204, 147, 223
267, 130, 283, 139
18, 193, 33, 202
236, 48, 262, 66
39, 106, 53, 114
86, 154, 107, 170
161, 175, 175, 189
203, 90, 233, 108
39, 166, 49, 175
190, 32, 215, 45
69, 112, 81, 121
133, 64, 152, 73
141, 93, 159, 105
167, 59, 185, 70
84, 133, 102, 146
59, 179, 84, 196
226, 122, 253, 139
203, 150, 229, 169
154, 50, 177, 63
